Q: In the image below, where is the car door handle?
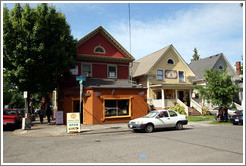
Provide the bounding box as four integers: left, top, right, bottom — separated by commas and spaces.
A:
168, 118, 170, 120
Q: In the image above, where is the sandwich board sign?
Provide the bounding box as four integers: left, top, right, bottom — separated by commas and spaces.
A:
66, 113, 80, 133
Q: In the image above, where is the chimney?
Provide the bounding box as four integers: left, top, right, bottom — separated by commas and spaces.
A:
235, 61, 241, 75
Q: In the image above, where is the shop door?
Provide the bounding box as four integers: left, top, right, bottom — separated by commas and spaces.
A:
73, 100, 83, 124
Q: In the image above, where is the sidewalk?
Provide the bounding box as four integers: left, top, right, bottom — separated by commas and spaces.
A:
12, 119, 131, 137
12, 119, 215, 137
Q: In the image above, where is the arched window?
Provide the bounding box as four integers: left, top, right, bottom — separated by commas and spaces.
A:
94, 46, 106, 54
167, 59, 174, 64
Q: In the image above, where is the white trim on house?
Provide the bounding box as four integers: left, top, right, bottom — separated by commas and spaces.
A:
178, 70, 185, 82
107, 64, 117, 79
94, 45, 106, 54
167, 58, 175, 65
81, 63, 92, 77
156, 69, 165, 81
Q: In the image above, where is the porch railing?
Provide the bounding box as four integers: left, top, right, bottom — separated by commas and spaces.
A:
177, 99, 189, 116
190, 98, 203, 114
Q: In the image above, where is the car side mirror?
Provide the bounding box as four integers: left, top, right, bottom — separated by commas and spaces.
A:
156, 116, 160, 119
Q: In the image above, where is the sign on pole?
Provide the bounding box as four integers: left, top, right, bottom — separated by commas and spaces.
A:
76, 75, 86, 120
24, 91, 27, 98
67, 113, 80, 133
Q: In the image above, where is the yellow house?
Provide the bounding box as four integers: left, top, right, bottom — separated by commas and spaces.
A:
133, 45, 196, 113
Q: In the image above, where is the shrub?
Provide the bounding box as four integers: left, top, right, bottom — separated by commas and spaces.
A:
169, 104, 186, 115
202, 105, 210, 116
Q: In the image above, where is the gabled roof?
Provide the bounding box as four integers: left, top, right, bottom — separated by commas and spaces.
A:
133, 45, 171, 77
77, 26, 134, 61
189, 53, 240, 80
133, 45, 195, 78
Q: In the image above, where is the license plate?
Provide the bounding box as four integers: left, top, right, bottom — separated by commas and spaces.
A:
235, 119, 239, 122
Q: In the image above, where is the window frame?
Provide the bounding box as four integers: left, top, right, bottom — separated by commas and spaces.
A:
107, 64, 117, 79
81, 63, 92, 77
218, 65, 224, 70
178, 71, 185, 82
102, 98, 132, 121
167, 58, 175, 65
156, 69, 164, 81
94, 46, 106, 54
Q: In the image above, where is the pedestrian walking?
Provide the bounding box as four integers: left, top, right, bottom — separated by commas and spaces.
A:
39, 103, 45, 124
46, 102, 52, 124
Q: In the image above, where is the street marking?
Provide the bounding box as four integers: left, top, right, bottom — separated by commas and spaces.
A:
138, 155, 147, 158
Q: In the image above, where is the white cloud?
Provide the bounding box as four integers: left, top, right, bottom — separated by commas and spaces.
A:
109, 3, 243, 65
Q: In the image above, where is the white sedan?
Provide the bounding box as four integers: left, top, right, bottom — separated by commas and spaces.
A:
210, 107, 239, 117
128, 110, 188, 133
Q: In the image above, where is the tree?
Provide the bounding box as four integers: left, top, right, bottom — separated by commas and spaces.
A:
191, 47, 200, 61
3, 73, 25, 109
3, 3, 77, 110
195, 69, 239, 108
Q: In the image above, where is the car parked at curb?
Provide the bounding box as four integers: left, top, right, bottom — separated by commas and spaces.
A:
210, 107, 239, 117
230, 110, 243, 125
128, 110, 188, 133
3, 109, 22, 129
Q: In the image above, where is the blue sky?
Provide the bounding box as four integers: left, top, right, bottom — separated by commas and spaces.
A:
3, 1, 244, 66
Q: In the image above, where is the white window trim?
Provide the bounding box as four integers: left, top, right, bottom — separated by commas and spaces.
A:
107, 64, 117, 79
156, 69, 165, 81
94, 45, 106, 54
167, 58, 175, 65
81, 63, 92, 77
178, 71, 185, 82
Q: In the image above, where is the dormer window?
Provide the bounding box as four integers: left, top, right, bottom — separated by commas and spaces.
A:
167, 59, 174, 64
94, 45, 106, 54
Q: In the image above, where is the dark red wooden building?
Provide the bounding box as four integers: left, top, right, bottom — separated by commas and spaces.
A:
58, 26, 148, 124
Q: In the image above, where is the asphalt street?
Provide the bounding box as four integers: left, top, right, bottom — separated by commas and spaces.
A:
2, 124, 244, 164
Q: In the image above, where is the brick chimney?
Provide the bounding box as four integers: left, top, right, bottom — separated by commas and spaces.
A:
235, 61, 241, 75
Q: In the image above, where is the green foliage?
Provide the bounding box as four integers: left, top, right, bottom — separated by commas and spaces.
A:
191, 47, 200, 61
187, 115, 214, 122
3, 3, 77, 100
169, 104, 186, 115
202, 105, 210, 116
231, 102, 237, 110
195, 69, 239, 108
3, 75, 24, 108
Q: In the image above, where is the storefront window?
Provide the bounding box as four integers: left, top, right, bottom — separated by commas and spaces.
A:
105, 99, 129, 117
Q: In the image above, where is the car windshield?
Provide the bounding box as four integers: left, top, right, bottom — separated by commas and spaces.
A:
143, 111, 159, 118
3, 109, 17, 115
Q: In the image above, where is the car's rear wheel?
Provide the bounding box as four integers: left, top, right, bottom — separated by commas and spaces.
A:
176, 122, 183, 130
145, 124, 154, 133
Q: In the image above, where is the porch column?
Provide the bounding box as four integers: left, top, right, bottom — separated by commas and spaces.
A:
147, 76, 150, 103
162, 88, 165, 108
175, 89, 178, 101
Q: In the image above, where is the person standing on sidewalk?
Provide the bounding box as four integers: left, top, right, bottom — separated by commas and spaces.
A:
46, 102, 52, 124
39, 103, 45, 124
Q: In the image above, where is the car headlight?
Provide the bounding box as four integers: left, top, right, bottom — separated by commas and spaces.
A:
136, 121, 143, 124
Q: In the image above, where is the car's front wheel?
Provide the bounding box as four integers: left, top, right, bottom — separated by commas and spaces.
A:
145, 124, 154, 133
176, 122, 183, 130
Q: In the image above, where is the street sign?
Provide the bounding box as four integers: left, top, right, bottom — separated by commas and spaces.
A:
76, 75, 86, 82
24, 91, 27, 99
